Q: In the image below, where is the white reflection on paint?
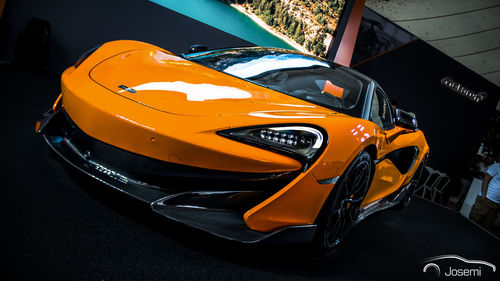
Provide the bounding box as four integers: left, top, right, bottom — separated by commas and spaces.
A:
249, 111, 325, 119
121, 81, 252, 101
352, 125, 370, 143
270, 103, 317, 108
116, 115, 155, 131
153, 51, 183, 61
224, 54, 330, 78
153, 51, 192, 65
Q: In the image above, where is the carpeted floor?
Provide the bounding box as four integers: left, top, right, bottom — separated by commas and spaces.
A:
1, 64, 498, 281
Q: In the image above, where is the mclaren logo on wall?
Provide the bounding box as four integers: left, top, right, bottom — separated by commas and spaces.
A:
421, 255, 496, 278
440, 77, 488, 103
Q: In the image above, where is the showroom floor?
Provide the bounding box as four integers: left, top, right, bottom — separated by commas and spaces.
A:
1, 64, 499, 281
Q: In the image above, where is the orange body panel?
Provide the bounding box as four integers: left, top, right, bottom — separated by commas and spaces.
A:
58, 40, 429, 233
362, 127, 429, 205
62, 41, 317, 173
244, 171, 330, 232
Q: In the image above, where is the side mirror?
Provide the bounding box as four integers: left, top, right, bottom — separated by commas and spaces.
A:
187, 44, 208, 54
395, 109, 418, 131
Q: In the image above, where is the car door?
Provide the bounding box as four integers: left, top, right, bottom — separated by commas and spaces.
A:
362, 87, 410, 205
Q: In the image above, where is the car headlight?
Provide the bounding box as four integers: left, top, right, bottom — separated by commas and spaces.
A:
74, 45, 101, 68
218, 125, 327, 167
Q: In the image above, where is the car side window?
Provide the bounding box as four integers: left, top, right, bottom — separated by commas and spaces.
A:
370, 89, 394, 130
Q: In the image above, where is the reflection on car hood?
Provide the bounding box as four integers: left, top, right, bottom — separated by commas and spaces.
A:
89, 49, 337, 116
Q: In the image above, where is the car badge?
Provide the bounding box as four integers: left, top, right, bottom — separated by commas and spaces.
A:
118, 85, 137, 93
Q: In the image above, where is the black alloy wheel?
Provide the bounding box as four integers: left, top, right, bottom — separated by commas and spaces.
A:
314, 150, 372, 251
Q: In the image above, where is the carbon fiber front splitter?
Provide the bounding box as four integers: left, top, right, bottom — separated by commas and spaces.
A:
37, 109, 316, 244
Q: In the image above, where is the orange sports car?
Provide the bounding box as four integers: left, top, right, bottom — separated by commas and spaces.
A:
36, 40, 429, 250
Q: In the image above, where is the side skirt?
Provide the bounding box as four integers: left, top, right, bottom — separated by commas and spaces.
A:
355, 182, 411, 224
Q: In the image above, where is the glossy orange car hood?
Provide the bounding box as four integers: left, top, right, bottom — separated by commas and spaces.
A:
89, 49, 336, 117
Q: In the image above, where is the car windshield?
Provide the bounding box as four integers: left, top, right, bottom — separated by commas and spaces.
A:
186, 48, 366, 116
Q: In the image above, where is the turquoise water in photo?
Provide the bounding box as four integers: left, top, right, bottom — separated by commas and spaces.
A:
150, 0, 295, 50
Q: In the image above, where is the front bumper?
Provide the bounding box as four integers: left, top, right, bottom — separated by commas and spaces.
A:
37, 109, 316, 243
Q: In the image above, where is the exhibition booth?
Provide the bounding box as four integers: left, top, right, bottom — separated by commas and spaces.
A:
0, 0, 498, 280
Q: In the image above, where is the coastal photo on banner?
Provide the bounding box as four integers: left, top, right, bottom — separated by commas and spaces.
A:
150, 0, 348, 57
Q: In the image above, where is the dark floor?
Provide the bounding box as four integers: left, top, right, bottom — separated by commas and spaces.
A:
1, 64, 499, 281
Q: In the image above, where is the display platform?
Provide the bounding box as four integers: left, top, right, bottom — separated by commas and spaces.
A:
1, 64, 498, 281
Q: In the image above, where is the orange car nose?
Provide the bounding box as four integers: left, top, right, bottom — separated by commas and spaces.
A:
61, 75, 303, 173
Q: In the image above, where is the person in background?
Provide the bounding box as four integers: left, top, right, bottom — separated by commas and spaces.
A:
469, 160, 500, 230
484, 155, 494, 167
455, 155, 487, 209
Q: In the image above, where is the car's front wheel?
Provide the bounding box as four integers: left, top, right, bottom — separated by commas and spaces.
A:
314, 150, 373, 251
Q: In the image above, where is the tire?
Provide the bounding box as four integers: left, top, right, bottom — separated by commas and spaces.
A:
313, 150, 373, 251
393, 160, 425, 210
